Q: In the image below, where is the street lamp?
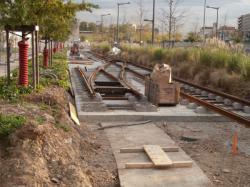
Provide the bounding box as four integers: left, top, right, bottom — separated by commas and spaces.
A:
144, 0, 156, 45
101, 13, 111, 33
96, 21, 102, 33
116, 2, 130, 45
203, 0, 207, 43
206, 5, 220, 38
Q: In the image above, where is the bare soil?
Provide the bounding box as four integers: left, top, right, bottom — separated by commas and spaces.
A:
157, 121, 250, 187
0, 86, 118, 187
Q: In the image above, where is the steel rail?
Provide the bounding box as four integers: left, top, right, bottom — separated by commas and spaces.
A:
114, 62, 147, 80
87, 61, 113, 93
181, 91, 250, 127
92, 52, 250, 127
175, 77, 250, 107
118, 63, 143, 98
76, 67, 95, 96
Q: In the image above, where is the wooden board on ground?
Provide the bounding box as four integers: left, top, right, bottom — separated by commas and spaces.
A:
144, 145, 173, 167
69, 102, 80, 126
125, 161, 193, 169
120, 146, 179, 153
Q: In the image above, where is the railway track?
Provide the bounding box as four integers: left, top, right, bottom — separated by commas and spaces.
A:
90, 52, 250, 127
76, 55, 145, 104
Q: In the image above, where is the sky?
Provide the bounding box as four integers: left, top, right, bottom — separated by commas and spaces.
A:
76, 0, 250, 34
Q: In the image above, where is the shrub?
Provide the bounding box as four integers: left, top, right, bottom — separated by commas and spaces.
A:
153, 48, 164, 61
0, 115, 26, 136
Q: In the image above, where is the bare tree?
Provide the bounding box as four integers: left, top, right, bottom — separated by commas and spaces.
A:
164, 0, 186, 43
134, 0, 146, 45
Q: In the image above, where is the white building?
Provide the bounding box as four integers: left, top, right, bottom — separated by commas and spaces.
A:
238, 13, 250, 41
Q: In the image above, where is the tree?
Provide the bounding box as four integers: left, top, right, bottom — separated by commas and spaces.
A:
134, 0, 146, 44
186, 32, 201, 42
0, 0, 98, 41
161, 0, 186, 41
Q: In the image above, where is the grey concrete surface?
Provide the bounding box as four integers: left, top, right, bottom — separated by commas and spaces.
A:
0, 61, 18, 77
101, 122, 211, 187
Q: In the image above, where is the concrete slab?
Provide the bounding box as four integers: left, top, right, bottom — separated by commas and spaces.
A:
78, 105, 230, 123
101, 122, 211, 187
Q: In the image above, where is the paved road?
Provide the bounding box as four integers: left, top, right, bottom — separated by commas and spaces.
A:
0, 61, 19, 77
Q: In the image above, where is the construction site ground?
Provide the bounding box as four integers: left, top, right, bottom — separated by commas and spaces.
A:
69, 52, 250, 187
158, 121, 250, 187
1, 51, 249, 187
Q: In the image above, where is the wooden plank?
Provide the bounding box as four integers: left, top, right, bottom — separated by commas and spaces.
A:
120, 147, 179, 153
125, 162, 154, 169
172, 161, 193, 168
144, 145, 173, 167
69, 102, 80, 126
125, 161, 192, 169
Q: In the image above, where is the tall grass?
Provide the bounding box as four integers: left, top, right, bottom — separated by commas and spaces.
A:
119, 45, 250, 81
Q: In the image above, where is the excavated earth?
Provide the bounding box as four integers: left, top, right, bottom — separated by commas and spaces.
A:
0, 86, 119, 187
157, 121, 250, 187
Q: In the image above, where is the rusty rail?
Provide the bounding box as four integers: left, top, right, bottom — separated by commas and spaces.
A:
175, 77, 250, 107
76, 67, 95, 96
181, 91, 250, 127
92, 52, 250, 127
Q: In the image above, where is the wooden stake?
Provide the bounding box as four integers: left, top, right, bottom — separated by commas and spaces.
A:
232, 131, 238, 155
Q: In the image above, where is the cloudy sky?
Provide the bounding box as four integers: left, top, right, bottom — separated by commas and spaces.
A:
76, 0, 250, 34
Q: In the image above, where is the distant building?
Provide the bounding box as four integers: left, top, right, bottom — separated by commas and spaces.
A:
238, 13, 250, 41
199, 26, 213, 38
218, 26, 236, 41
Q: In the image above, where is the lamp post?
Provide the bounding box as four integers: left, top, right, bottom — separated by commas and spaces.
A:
144, 0, 156, 45
203, 0, 207, 42
101, 13, 111, 33
96, 21, 101, 33
206, 5, 220, 38
116, 2, 130, 45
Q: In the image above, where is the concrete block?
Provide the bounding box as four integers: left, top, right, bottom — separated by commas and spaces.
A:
232, 102, 243, 110
125, 92, 132, 98
189, 87, 195, 92
128, 95, 137, 102
195, 89, 201, 94
180, 99, 189, 105
201, 91, 208, 97
224, 99, 232, 106
187, 103, 198, 109
134, 103, 158, 112
208, 93, 216, 100
243, 106, 250, 114
195, 106, 209, 114
215, 96, 224, 102
140, 96, 148, 102
184, 85, 190, 90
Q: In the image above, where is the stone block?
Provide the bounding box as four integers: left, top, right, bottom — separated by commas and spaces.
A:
187, 103, 198, 109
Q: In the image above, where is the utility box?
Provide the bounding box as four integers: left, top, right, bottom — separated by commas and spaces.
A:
145, 64, 180, 106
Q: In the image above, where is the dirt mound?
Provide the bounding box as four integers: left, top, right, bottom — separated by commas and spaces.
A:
0, 86, 118, 187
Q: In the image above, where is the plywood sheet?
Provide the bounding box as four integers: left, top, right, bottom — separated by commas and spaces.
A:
144, 145, 172, 167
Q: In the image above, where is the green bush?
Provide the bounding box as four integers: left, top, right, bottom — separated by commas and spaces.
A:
0, 115, 26, 136
153, 48, 164, 61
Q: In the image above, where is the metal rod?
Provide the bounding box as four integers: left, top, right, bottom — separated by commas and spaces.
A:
35, 31, 39, 85
31, 32, 36, 89
152, 0, 156, 45
6, 30, 10, 85
203, 0, 207, 43
216, 8, 219, 38
116, 4, 120, 43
